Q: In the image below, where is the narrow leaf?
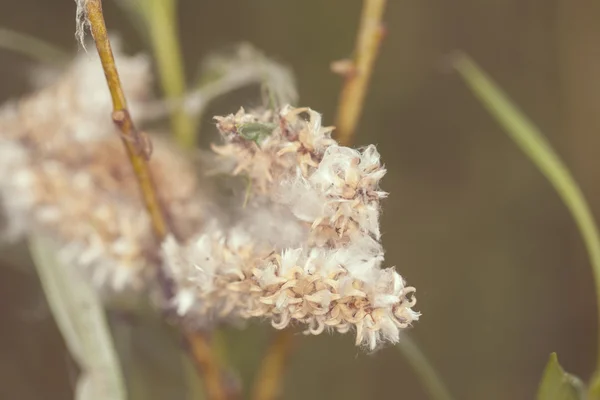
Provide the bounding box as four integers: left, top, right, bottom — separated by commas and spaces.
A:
29, 235, 127, 400
588, 371, 600, 400
537, 353, 585, 400
454, 53, 600, 372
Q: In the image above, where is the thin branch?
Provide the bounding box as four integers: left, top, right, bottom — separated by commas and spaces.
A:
187, 331, 231, 400
251, 329, 295, 400
85, 0, 167, 238
251, 2, 388, 395
334, 0, 387, 146
83, 2, 226, 399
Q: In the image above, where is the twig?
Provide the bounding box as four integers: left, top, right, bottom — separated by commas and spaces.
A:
251, 329, 295, 400
251, 2, 388, 396
83, 2, 227, 399
334, 0, 387, 146
85, 0, 167, 238
187, 331, 231, 400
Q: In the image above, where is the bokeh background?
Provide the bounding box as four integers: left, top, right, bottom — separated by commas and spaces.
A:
0, 0, 598, 399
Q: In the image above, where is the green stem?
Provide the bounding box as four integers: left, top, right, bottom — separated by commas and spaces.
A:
0, 28, 69, 64
142, 0, 195, 148
454, 53, 600, 370
396, 336, 455, 400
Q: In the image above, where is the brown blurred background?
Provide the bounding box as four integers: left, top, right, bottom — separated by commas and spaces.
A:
0, 0, 598, 399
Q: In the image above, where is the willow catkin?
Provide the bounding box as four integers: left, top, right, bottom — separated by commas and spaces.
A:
0, 48, 419, 348
0, 50, 205, 291
163, 106, 419, 350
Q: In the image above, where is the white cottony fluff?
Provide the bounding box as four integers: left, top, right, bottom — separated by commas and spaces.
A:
75, 0, 91, 49
0, 50, 203, 293
0, 43, 418, 347
163, 106, 420, 350
0, 40, 418, 349
163, 224, 418, 349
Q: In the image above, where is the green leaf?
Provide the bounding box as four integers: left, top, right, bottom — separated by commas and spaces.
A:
237, 122, 276, 145
589, 372, 600, 399
454, 53, 600, 369
537, 353, 585, 400
28, 235, 126, 400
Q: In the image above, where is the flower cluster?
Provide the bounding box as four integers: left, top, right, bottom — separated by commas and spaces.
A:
163, 106, 419, 349
0, 50, 204, 291
0, 48, 419, 349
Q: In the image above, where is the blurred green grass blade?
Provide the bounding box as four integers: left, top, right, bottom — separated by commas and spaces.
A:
0, 28, 69, 65
113, 0, 194, 148
29, 235, 126, 400
396, 335, 455, 400
454, 53, 600, 370
537, 353, 585, 400
141, 0, 194, 148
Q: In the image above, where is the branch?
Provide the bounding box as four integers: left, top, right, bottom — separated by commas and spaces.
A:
251, 2, 388, 396
187, 331, 232, 400
83, 2, 227, 399
251, 329, 295, 400
334, 0, 387, 146
85, 0, 168, 238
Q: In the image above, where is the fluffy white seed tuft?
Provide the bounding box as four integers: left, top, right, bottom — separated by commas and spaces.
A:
163, 106, 420, 349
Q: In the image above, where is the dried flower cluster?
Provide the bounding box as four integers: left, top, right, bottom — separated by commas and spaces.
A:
0, 50, 205, 290
163, 107, 420, 349
0, 48, 419, 349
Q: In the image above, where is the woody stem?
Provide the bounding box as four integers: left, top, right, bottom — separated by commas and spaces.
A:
84, 1, 227, 399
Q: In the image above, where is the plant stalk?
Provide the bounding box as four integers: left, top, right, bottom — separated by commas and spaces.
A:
84, 2, 226, 399
334, 0, 387, 146
86, 0, 167, 238
252, 1, 388, 396
251, 330, 295, 400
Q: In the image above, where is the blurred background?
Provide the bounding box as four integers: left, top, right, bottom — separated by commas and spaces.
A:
0, 0, 598, 399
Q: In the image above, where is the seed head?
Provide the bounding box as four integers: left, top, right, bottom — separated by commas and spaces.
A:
164, 106, 420, 349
